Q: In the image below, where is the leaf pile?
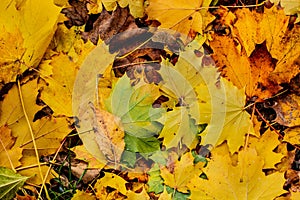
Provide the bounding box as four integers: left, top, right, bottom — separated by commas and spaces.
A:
0, 0, 300, 199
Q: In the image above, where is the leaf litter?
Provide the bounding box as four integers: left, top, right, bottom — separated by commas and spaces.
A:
0, 0, 300, 199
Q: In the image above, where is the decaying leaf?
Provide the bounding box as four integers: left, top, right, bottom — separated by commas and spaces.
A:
272, 93, 300, 127
89, 103, 125, 167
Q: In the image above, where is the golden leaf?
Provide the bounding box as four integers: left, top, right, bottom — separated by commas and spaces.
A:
0, 125, 22, 169
248, 130, 284, 169
188, 143, 286, 199
39, 53, 78, 116
94, 172, 128, 195
0, 80, 70, 183
160, 152, 204, 193
146, 0, 215, 36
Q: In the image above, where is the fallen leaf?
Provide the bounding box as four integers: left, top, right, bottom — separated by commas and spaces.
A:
160, 151, 204, 193
248, 130, 284, 169
0, 0, 61, 80
0, 167, 28, 200
0, 80, 70, 183
0, 126, 22, 169
146, 0, 215, 36
188, 143, 286, 199
272, 93, 300, 127
212, 6, 300, 99
283, 127, 300, 146
126, 187, 150, 200
89, 103, 125, 166
39, 54, 78, 116
196, 77, 256, 153
94, 172, 128, 195
72, 145, 105, 169
72, 190, 96, 200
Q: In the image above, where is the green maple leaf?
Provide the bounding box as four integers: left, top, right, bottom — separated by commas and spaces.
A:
107, 75, 164, 153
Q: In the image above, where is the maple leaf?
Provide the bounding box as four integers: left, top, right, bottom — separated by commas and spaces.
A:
272, 93, 300, 127
160, 151, 204, 193
39, 54, 78, 116
283, 126, 300, 146
188, 143, 286, 199
87, 0, 144, 17
126, 187, 150, 200
0, 0, 60, 83
0, 126, 22, 169
0, 80, 70, 183
106, 75, 163, 154
0, 167, 28, 200
146, 0, 215, 36
94, 172, 128, 196
158, 107, 200, 149
248, 130, 285, 169
72, 190, 96, 200
211, 6, 300, 99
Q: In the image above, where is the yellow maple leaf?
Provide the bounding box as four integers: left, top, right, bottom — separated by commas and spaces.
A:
234, 6, 300, 86
283, 126, 300, 146
39, 53, 78, 116
248, 130, 284, 169
146, 0, 215, 36
88, 0, 144, 17
188, 143, 286, 199
160, 151, 204, 193
72, 190, 96, 200
0, 28, 25, 88
0, 125, 22, 169
95, 172, 128, 196
0, 0, 60, 84
0, 80, 70, 183
126, 187, 150, 200
196, 77, 256, 153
